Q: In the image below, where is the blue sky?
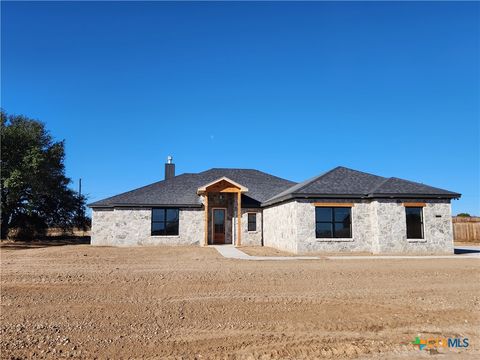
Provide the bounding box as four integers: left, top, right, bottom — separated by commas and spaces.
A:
2, 1, 479, 215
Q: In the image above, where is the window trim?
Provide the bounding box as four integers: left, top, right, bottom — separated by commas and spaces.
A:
405, 206, 424, 240
403, 202, 426, 208
151, 208, 180, 236
247, 212, 257, 232
313, 202, 354, 208
315, 206, 352, 239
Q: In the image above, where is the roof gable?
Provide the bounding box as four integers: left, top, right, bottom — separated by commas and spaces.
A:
197, 177, 248, 194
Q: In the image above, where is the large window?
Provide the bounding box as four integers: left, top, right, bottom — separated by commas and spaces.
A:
315, 207, 352, 238
152, 208, 179, 236
247, 213, 257, 231
406, 207, 424, 239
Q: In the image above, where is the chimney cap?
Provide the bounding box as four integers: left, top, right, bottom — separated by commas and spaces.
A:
167, 155, 173, 164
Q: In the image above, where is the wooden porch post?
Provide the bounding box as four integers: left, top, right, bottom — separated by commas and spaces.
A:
204, 195, 208, 246
237, 192, 241, 247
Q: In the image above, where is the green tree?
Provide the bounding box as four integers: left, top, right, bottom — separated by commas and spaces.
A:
1, 110, 88, 239
457, 213, 471, 217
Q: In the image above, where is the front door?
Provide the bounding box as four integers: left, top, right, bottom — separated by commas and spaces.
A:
212, 208, 226, 244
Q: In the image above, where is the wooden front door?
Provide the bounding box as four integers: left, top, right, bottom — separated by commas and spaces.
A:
212, 208, 226, 244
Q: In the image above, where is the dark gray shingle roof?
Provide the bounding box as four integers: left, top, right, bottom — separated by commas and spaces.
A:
262, 166, 460, 206
88, 168, 296, 208
371, 177, 461, 197
89, 166, 460, 209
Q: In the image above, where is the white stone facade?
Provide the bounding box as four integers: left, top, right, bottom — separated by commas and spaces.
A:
370, 200, 453, 254
240, 209, 263, 246
91, 199, 454, 254
262, 199, 454, 254
295, 200, 374, 253
91, 208, 204, 246
263, 201, 298, 253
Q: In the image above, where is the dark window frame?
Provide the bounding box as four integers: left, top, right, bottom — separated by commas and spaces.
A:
315, 206, 352, 239
151, 208, 179, 236
405, 207, 424, 239
247, 213, 257, 232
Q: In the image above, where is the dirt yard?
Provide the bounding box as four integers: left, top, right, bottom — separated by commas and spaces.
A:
1, 243, 479, 359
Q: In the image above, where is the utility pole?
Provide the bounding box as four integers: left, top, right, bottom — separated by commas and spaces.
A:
77, 178, 84, 229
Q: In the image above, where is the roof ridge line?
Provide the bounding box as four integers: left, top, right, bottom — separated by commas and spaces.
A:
390, 176, 424, 184
368, 177, 392, 195
87, 173, 190, 206
369, 176, 459, 196
200, 168, 296, 184
291, 166, 342, 194
389, 176, 455, 193
88, 180, 164, 206
338, 166, 387, 179
205, 167, 258, 171
265, 167, 340, 204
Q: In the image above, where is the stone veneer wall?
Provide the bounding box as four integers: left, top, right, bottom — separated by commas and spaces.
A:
240, 209, 263, 246
295, 199, 374, 253
263, 201, 298, 253
92, 199, 454, 253
91, 208, 115, 245
263, 199, 454, 254
91, 207, 204, 246
371, 200, 453, 254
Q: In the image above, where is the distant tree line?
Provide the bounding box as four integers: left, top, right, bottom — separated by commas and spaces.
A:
1, 110, 90, 240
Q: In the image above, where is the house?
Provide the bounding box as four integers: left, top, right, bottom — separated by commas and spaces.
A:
88, 158, 461, 254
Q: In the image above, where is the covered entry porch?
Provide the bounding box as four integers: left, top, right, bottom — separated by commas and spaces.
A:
197, 177, 248, 246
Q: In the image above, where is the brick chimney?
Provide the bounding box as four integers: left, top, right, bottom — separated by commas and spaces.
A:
165, 155, 175, 180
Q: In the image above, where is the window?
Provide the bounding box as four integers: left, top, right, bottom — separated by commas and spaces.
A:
151, 208, 179, 236
406, 207, 424, 239
247, 213, 257, 231
315, 207, 352, 238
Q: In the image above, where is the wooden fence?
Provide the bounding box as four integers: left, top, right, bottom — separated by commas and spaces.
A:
46, 227, 90, 237
8, 227, 90, 239
453, 216, 480, 242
